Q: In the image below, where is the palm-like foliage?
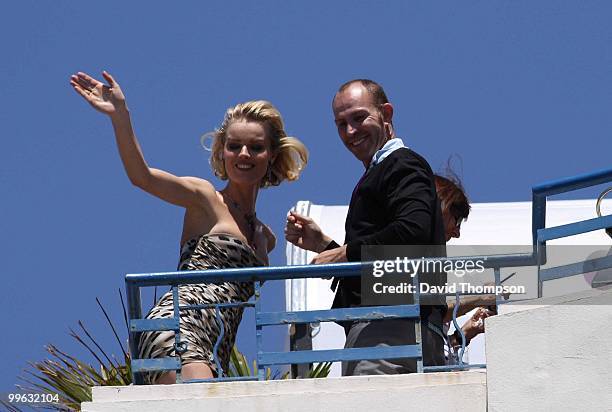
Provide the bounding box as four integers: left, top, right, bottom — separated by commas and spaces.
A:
305, 360, 332, 379
228, 345, 331, 380
5, 292, 331, 411
228, 345, 284, 380
7, 294, 132, 411
17, 341, 130, 411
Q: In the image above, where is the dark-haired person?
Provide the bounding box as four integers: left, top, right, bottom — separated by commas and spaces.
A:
434, 173, 495, 360
285, 79, 446, 375
435, 174, 470, 243
70, 71, 308, 383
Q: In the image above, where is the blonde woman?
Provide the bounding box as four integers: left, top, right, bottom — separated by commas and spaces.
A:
70, 71, 308, 383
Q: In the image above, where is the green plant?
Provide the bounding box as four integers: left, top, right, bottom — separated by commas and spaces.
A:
228, 345, 332, 379
7, 293, 332, 411
228, 345, 296, 380
306, 360, 332, 378
11, 295, 132, 411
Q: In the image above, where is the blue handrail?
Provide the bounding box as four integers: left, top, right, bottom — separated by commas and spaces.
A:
532, 167, 612, 248
531, 167, 612, 296
126, 166, 612, 385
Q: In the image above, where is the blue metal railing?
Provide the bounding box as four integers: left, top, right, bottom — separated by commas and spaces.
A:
532, 167, 612, 296
126, 263, 424, 384
126, 167, 612, 384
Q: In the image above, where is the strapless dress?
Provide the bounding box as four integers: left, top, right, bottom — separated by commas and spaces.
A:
137, 233, 264, 383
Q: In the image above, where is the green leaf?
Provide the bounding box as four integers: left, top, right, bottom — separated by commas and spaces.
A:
17, 293, 332, 411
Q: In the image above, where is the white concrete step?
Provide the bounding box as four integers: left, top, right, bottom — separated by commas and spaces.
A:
83, 370, 487, 412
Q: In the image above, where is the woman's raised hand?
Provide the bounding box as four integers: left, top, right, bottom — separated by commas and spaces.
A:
70, 71, 126, 116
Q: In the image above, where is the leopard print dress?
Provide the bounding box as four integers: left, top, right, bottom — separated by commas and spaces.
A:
137, 233, 264, 383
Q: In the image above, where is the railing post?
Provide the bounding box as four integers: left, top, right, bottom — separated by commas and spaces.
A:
255, 281, 265, 380
494, 267, 502, 310
532, 192, 547, 265
126, 279, 144, 385
413, 271, 423, 373
450, 290, 463, 367
171, 285, 183, 383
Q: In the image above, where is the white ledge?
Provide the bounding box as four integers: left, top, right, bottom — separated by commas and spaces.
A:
83, 370, 487, 411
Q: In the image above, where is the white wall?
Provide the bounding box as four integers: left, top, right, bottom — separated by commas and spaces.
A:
486, 288, 612, 411
84, 370, 487, 412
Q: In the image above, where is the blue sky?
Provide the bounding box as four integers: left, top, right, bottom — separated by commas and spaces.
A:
1, 1, 611, 394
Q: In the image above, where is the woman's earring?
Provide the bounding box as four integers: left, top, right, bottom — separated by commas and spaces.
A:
219, 154, 227, 176
265, 162, 273, 184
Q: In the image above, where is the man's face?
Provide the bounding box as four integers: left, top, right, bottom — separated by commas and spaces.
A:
332, 84, 391, 167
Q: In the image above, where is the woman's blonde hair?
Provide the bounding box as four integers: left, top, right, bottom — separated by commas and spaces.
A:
207, 100, 308, 187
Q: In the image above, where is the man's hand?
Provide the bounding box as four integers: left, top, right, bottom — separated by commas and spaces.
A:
285, 211, 332, 253
461, 307, 493, 340
310, 244, 348, 264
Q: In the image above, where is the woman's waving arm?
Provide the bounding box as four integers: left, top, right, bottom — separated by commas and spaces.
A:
70, 71, 213, 208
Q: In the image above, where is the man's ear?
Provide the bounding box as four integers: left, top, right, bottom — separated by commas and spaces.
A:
381, 103, 394, 123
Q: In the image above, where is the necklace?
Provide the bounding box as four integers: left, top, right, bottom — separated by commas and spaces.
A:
223, 191, 257, 241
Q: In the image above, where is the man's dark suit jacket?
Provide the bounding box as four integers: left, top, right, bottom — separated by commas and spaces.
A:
331, 147, 447, 324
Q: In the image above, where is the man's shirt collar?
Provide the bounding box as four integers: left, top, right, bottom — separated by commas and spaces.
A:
368, 138, 406, 170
